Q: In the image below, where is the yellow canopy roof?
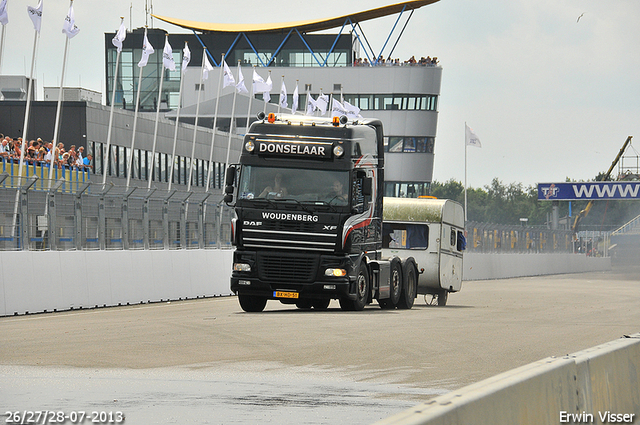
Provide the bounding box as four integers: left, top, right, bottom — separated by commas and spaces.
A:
152, 0, 440, 34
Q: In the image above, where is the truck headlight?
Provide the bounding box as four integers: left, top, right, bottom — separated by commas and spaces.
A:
245, 140, 255, 152
333, 145, 344, 157
324, 268, 347, 277
234, 263, 252, 272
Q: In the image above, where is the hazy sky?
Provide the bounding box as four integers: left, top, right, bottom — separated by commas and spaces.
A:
1, 0, 639, 188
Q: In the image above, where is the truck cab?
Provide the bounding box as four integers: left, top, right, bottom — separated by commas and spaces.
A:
226, 114, 385, 312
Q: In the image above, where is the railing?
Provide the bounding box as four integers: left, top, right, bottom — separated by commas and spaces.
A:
466, 221, 578, 254
611, 214, 640, 236
0, 173, 233, 252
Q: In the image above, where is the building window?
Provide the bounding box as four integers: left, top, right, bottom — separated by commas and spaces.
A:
384, 182, 431, 198
384, 136, 435, 153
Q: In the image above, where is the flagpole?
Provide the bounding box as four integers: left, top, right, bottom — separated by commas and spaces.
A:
292, 79, 298, 114
277, 75, 283, 114
186, 49, 207, 192
103, 22, 126, 186
11, 27, 40, 241
16, 31, 39, 182
464, 122, 468, 223
244, 65, 255, 134
168, 41, 189, 192
126, 54, 145, 188
147, 35, 167, 190
223, 61, 239, 187
0, 24, 6, 74
263, 70, 271, 113
205, 53, 224, 192
47, 34, 71, 189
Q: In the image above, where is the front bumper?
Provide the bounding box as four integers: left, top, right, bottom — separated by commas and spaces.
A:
230, 250, 355, 300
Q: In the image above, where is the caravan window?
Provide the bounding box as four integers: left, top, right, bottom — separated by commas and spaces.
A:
383, 223, 429, 249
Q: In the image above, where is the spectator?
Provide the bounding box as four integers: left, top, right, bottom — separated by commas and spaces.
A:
0, 137, 9, 159
82, 153, 93, 170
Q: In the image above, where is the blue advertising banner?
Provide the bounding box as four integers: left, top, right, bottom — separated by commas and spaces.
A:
538, 182, 640, 201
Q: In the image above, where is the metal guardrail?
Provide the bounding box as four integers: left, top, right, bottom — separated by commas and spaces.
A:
0, 174, 233, 251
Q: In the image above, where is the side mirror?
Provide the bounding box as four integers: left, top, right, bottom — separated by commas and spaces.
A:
225, 166, 236, 186
225, 185, 234, 195
223, 194, 233, 204
362, 177, 373, 196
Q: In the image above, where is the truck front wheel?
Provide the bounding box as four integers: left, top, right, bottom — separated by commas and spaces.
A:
340, 263, 370, 311
238, 294, 267, 312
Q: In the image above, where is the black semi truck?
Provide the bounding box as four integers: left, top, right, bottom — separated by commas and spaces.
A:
224, 113, 447, 312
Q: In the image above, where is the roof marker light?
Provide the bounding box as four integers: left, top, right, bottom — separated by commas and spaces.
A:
268, 113, 276, 123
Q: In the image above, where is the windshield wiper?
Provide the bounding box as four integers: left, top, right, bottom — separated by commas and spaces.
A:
273, 198, 313, 213
303, 200, 337, 213
251, 198, 277, 208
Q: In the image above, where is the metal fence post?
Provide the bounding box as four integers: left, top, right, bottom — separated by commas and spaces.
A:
163, 190, 177, 250
20, 176, 38, 251
199, 193, 211, 249
143, 188, 157, 250
98, 184, 114, 251
121, 187, 137, 250
75, 182, 91, 251
47, 178, 65, 251
181, 192, 193, 250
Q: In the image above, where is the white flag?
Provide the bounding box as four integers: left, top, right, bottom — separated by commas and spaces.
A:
252, 69, 270, 93
331, 98, 348, 118
0, 0, 8, 26
137, 30, 154, 68
181, 42, 191, 72
305, 90, 316, 115
263, 74, 272, 103
112, 21, 126, 53
279, 80, 287, 109
162, 37, 175, 71
62, 3, 79, 39
343, 99, 361, 119
202, 53, 214, 80
316, 92, 329, 116
236, 63, 248, 94
465, 123, 482, 148
27, 0, 43, 33
291, 83, 299, 114
222, 59, 235, 88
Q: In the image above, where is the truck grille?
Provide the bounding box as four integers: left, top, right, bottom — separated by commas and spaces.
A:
258, 252, 318, 283
241, 227, 337, 252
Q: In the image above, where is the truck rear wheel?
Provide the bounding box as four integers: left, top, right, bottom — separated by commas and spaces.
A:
238, 294, 267, 312
339, 263, 370, 311
379, 258, 402, 310
397, 259, 417, 309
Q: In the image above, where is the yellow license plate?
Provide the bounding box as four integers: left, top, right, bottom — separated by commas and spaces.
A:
274, 291, 299, 299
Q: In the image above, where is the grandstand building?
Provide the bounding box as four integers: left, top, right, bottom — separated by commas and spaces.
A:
1, 0, 442, 197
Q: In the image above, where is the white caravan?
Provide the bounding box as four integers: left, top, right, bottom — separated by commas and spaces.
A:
382, 197, 465, 306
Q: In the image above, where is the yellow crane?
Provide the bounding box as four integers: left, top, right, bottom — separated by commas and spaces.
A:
572, 136, 633, 234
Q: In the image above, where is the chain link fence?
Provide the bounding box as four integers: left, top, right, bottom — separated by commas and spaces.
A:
0, 174, 233, 252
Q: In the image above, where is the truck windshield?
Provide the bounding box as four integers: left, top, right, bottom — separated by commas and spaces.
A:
238, 166, 350, 206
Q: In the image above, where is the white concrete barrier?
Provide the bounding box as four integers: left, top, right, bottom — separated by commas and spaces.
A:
375, 333, 640, 425
463, 253, 611, 281
0, 250, 234, 316
0, 250, 613, 316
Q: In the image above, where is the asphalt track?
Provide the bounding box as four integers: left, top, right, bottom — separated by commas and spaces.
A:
1, 265, 639, 424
